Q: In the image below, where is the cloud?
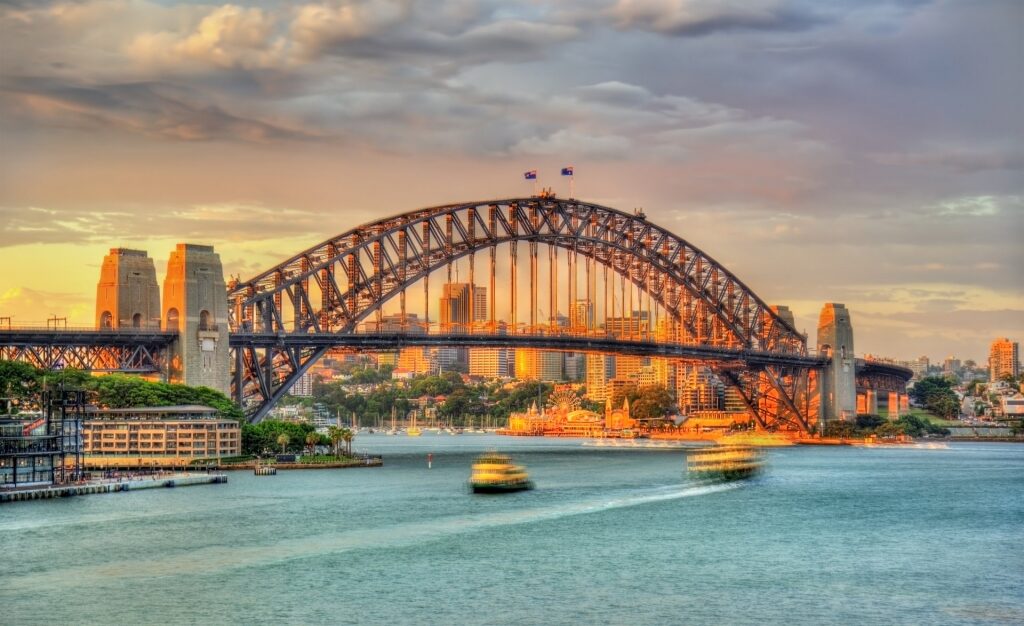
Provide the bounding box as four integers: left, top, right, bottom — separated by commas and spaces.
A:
126, 5, 284, 70
0, 203, 329, 248
607, 0, 820, 36
0, 286, 93, 324
5, 80, 315, 142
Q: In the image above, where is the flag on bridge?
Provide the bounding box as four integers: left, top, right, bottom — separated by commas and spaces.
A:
561, 166, 574, 176
523, 170, 537, 180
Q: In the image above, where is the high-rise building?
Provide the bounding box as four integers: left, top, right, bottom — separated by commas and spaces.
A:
469, 321, 509, 379
515, 349, 539, 380
570, 299, 595, 332
989, 338, 1019, 382
290, 372, 314, 397
439, 283, 486, 370
398, 347, 435, 375
585, 354, 614, 401
943, 356, 961, 375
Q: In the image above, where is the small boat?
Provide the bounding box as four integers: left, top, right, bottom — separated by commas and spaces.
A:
687, 444, 763, 481
469, 452, 534, 494
407, 426, 422, 437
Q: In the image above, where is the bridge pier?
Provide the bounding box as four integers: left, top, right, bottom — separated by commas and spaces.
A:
817, 303, 857, 424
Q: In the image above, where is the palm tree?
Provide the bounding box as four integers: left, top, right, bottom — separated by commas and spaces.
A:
341, 428, 354, 457
277, 433, 290, 455
327, 426, 344, 459
305, 431, 320, 458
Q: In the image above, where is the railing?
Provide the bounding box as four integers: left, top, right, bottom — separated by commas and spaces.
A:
0, 322, 170, 333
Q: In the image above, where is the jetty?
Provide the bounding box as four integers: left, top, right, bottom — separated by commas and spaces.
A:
1, 472, 227, 503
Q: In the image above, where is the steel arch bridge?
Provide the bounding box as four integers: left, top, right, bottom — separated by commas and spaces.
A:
229, 196, 822, 429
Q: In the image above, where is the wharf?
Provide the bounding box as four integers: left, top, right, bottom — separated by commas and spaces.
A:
0, 472, 227, 503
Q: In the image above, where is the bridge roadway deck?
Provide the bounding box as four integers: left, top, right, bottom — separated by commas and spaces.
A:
229, 332, 827, 369
0, 328, 834, 370
0, 329, 177, 346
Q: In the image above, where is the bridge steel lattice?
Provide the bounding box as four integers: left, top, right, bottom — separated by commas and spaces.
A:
229, 197, 821, 428
0, 329, 174, 373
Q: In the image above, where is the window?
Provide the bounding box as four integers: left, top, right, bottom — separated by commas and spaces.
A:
100, 311, 113, 329
132, 313, 142, 328
166, 308, 180, 332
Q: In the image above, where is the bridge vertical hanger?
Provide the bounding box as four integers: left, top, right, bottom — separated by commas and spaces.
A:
468, 207, 476, 333
298, 257, 310, 331
529, 204, 538, 332
422, 221, 430, 327
509, 204, 517, 332
488, 206, 497, 333
321, 243, 337, 332
398, 230, 407, 330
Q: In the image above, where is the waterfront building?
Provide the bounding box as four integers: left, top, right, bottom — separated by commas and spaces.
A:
81, 405, 240, 467
989, 338, 1019, 382
503, 391, 634, 437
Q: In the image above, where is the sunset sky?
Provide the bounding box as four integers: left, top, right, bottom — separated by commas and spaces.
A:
1, 0, 1021, 363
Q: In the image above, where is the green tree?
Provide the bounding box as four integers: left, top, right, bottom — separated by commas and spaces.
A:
327, 426, 344, 458
341, 427, 354, 456
305, 431, 320, 456
277, 433, 290, 454
631, 385, 674, 421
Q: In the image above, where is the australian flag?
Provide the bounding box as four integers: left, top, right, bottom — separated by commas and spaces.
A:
561, 166, 574, 176
524, 170, 537, 180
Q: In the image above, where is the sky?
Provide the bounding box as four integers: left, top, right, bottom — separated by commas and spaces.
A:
0, 0, 1021, 363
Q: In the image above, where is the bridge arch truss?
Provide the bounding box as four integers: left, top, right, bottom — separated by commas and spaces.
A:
229, 197, 818, 428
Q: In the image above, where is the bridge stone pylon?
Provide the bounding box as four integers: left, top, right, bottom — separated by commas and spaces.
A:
817, 302, 856, 424
163, 244, 230, 395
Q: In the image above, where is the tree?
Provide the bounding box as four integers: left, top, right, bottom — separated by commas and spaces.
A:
277, 433, 290, 454
910, 376, 960, 420
305, 431, 320, 456
327, 426, 344, 458
341, 428, 354, 456
631, 385, 674, 421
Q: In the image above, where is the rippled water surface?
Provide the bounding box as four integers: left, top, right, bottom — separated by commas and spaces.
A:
2, 436, 1022, 625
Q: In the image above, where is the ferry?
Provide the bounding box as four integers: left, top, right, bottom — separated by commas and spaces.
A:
469, 452, 534, 494
686, 444, 763, 481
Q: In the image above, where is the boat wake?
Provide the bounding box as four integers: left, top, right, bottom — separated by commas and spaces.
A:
2, 483, 739, 591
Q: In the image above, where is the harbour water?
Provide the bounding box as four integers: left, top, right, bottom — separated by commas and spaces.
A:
2, 436, 1022, 625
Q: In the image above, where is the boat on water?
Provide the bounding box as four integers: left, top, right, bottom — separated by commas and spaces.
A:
407, 426, 422, 437
715, 431, 795, 447
469, 452, 534, 494
687, 444, 763, 481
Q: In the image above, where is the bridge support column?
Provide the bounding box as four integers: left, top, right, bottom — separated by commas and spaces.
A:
887, 391, 907, 418
163, 244, 230, 395
817, 303, 856, 424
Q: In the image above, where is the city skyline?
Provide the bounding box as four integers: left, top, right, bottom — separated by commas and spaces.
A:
2, 1, 1022, 363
